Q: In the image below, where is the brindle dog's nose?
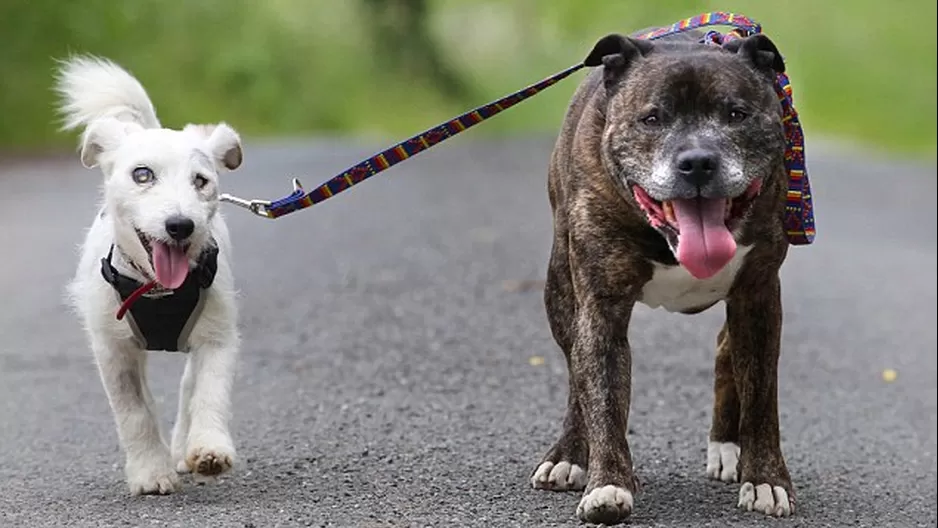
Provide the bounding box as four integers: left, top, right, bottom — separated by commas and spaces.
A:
676, 148, 719, 187
164, 216, 195, 241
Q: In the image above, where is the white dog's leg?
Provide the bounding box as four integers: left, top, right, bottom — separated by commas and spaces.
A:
137, 353, 163, 436
185, 341, 237, 478
171, 357, 196, 473
92, 339, 179, 495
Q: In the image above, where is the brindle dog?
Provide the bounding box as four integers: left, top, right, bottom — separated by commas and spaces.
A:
530, 29, 795, 524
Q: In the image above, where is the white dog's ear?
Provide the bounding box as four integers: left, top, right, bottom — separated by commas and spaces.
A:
80, 117, 140, 168
186, 123, 243, 170
209, 123, 243, 170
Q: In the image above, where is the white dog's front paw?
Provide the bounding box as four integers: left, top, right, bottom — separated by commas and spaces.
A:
576, 485, 634, 524
125, 455, 180, 495
706, 441, 740, 483
737, 481, 794, 517
186, 432, 235, 477
531, 460, 587, 491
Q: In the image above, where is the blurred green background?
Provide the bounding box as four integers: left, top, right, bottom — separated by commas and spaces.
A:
2, 0, 935, 158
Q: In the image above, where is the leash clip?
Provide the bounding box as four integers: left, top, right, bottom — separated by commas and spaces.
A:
220, 178, 307, 219
219, 193, 273, 218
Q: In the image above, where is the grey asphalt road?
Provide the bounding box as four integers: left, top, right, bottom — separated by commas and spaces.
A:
1, 137, 935, 528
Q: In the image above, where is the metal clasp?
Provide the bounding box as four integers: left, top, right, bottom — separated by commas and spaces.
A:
218, 193, 273, 218
219, 179, 306, 219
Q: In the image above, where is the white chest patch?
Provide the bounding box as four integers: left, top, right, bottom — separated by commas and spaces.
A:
639, 245, 752, 313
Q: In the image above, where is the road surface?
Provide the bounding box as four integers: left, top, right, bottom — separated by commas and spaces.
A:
1, 137, 935, 528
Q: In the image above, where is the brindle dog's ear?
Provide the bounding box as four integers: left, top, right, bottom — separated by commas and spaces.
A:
724, 33, 786, 75
583, 34, 653, 87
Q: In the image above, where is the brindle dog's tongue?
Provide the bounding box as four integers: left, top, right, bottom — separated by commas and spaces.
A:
672, 197, 737, 279
151, 241, 189, 289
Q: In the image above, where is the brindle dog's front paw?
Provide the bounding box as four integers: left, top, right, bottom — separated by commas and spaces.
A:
737, 481, 794, 517
736, 452, 795, 517
576, 485, 634, 524
532, 460, 587, 491
531, 430, 589, 491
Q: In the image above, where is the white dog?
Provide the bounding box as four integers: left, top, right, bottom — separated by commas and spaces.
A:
55, 56, 243, 495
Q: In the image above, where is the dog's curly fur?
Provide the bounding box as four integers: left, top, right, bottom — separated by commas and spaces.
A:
55, 56, 244, 495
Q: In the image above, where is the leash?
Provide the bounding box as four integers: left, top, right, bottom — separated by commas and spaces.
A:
220, 11, 814, 245
220, 63, 586, 219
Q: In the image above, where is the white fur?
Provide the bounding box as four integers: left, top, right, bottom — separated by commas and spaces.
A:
531, 460, 587, 491
648, 156, 676, 197
738, 481, 793, 517
577, 485, 634, 523
706, 440, 740, 482
55, 56, 161, 132
55, 55, 243, 495
639, 245, 752, 312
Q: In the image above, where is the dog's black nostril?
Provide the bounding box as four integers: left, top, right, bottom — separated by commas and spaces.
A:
164, 216, 195, 241
675, 148, 720, 186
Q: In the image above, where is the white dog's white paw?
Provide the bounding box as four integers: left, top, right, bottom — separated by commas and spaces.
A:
705, 441, 740, 483
576, 485, 634, 524
531, 460, 587, 491
186, 433, 235, 477
737, 481, 794, 517
125, 455, 180, 495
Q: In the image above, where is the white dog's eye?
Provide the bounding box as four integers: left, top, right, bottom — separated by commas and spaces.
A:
132, 166, 155, 184
194, 174, 209, 189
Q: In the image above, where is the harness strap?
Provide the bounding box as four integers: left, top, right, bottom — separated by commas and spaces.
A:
220, 11, 814, 245
101, 244, 219, 352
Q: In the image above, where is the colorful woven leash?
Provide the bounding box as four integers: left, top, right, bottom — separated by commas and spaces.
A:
219, 63, 585, 219
220, 11, 814, 245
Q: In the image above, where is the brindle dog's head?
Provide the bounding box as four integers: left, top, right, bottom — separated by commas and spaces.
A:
584, 33, 787, 279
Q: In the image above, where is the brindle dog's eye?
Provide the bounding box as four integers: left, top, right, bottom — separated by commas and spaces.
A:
132, 166, 154, 184
729, 109, 748, 123
194, 174, 209, 189
641, 113, 660, 126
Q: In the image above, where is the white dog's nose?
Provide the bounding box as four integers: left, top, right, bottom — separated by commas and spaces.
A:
165, 216, 195, 241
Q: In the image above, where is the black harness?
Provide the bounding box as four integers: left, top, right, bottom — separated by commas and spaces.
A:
100, 244, 219, 352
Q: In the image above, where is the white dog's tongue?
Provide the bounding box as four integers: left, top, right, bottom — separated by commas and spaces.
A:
151, 242, 190, 289
672, 198, 737, 280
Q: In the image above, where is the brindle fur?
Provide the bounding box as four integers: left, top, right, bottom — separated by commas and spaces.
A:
536, 29, 794, 524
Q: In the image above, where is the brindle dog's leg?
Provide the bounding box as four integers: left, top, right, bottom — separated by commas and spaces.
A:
534, 214, 645, 524
726, 273, 795, 517
532, 232, 589, 492
571, 223, 645, 524
570, 288, 640, 524
706, 323, 742, 483
531, 361, 589, 490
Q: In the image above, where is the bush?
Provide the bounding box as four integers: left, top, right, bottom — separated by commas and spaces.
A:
1, 0, 934, 157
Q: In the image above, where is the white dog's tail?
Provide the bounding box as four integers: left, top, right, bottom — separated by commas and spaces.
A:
54, 55, 161, 131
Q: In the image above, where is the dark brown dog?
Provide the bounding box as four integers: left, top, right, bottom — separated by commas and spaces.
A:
531, 29, 794, 524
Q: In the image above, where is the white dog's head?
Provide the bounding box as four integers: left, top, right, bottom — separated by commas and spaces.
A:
81, 119, 242, 289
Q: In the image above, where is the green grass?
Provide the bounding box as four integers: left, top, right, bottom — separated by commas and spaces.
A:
1, 0, 935, 158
